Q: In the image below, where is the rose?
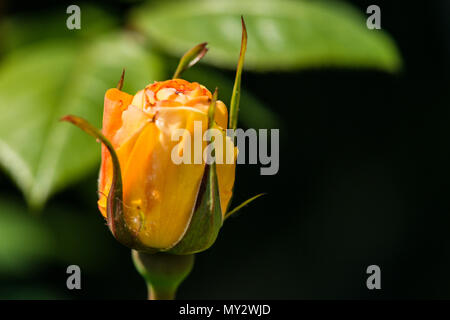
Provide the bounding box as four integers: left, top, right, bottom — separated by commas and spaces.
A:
96, 79, 235, 251
62, 18, 264, 299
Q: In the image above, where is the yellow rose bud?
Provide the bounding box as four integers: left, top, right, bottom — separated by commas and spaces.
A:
62, 18, 257, 300
97, 79, 236, 250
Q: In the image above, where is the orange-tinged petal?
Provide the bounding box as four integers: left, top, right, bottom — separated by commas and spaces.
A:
121, 107, 208, 249
185, 98, 228, 129
113, 105, 151, 147
217, 161, 236, 215
97, 79, 237, 250
214, 100, 228, 129
97, 118, 150, 218
102, 88, 134, 143
98, 88, 133, 215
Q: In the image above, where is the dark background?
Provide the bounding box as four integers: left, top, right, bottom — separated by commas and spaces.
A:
0, 0, 449, 299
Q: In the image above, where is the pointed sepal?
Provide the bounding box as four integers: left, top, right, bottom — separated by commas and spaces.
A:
208, 88, 218, 130
224, 193, 265, 221
173, 42, 208, 79
116, 68, 125, 90
229, 16, 248, 130
60, 115, 145, 250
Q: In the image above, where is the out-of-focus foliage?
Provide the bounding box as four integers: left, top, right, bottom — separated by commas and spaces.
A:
0, 0, 426, 299
0, 5, 118, 53
0, 29, 164, 209
0, 197, 113, 275
0, 198, 54, 274
131, 0, 401, 72
0, 1, 401, 208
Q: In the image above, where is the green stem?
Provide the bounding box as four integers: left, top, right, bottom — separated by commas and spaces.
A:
147, 283, 176, 300
132, 250, 195, 300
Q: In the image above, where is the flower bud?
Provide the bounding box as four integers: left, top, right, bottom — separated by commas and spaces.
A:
62, 17, 252, 258
97, 79, 236, 252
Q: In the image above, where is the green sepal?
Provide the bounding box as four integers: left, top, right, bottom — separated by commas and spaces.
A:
116, 68, 125, 90
168, 90, 222, 255
229, 16, 248, 130
224, 17, 249, 214
224, 193, 265, 221
61, 115, 156, 252
173, 42, 208, 79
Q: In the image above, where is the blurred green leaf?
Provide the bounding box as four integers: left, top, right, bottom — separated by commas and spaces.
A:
0, 196, 117, 276
0, 285, 67, 300
44, 203, 117, 272
0, 32, 165, 209
183, 65, 282, 129
0, 5, 118, 53
131, 0, 401, 72
0, 199, 54, 274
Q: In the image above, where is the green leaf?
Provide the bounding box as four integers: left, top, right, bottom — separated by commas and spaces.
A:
0, 5, 118, 54
0, 198, 54, 274
0, 197, 117, 276
0, 32, 165, 209
183, 65, 282, 129
131, 0, 401, 72
0, 286, 67, 300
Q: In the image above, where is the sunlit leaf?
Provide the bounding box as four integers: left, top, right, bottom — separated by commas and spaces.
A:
0, 33, 165, 209
131, 0, 401, 72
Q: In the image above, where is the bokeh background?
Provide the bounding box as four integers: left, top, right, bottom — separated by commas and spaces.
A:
0, 0, 448, 299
